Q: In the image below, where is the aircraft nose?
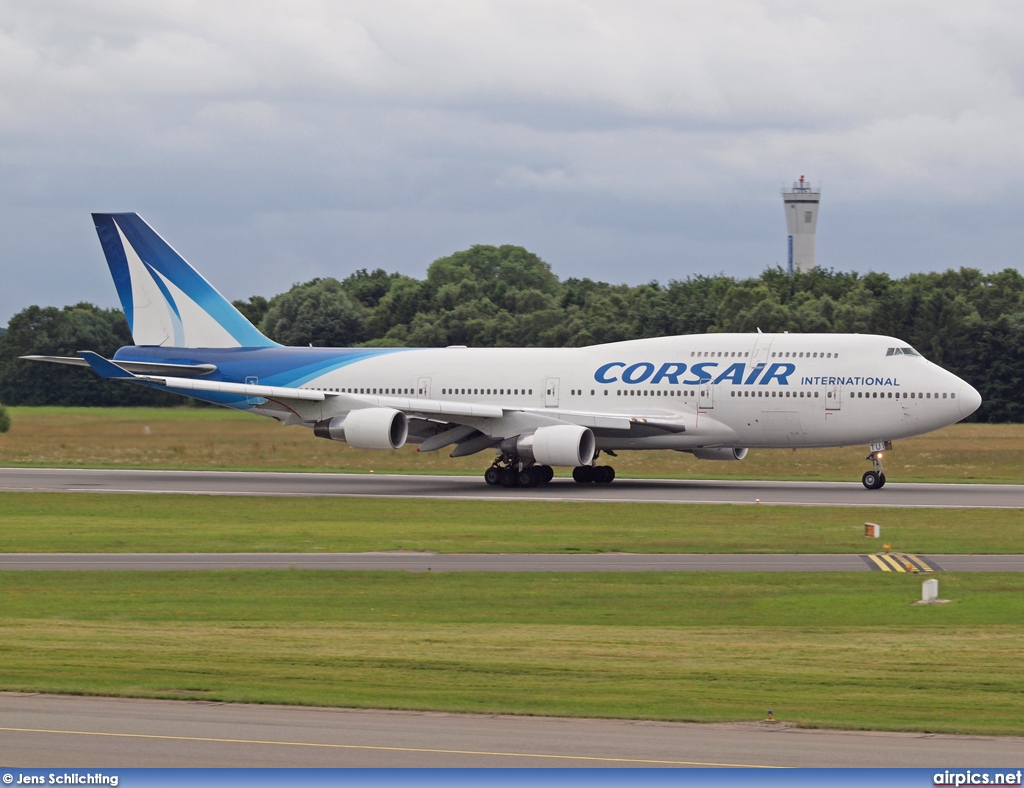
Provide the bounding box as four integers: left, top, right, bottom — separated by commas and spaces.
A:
958, 381, 982, 419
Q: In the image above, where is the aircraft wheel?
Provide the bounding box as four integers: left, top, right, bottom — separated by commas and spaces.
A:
499, 468, 518, 488
593, 465, 616, 484
517, 467, 540, 488
484, 467, 501, 486
572, 465, 595, 484
862, 471, 883, 490
538, 465, 554, 484
877, 472, 886, 489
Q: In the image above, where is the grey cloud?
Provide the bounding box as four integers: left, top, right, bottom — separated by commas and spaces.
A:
1, 1, 1023, 323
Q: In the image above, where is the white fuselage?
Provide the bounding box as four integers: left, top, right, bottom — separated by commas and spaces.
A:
285, 333, 978, 451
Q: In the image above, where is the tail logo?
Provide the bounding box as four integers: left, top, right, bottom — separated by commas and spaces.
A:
93, 213, 277, 349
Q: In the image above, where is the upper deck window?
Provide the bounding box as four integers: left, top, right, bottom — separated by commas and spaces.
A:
886, 347, 922, 357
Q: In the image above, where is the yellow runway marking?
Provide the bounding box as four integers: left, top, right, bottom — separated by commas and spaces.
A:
904, 554, 936, 573
866, 553, 936, 572
866, 554, 895, 571
0, 726, 781, 768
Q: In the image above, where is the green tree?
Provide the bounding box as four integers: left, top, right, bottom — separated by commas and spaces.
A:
260, 278, 364, 346
0, 303, 177, 406
232, 295, 270, 327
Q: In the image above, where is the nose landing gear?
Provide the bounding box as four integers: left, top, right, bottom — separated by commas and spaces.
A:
862, 445, 889, 489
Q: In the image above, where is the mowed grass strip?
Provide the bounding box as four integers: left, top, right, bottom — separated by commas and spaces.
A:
1, 571, 1023, 734
2, 407, 1021, 482
2, 492, 1023, 554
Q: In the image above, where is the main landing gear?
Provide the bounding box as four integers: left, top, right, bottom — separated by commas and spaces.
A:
483, 455, 554, 488
482, 452, 618, 488
572, 450, 616, 484
572, 464, 616, 484
862, 448, 887, 490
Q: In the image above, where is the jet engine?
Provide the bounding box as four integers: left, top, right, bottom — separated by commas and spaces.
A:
313, 408, 408, 450
691, 447, 749, 461
504, 425, 596, 467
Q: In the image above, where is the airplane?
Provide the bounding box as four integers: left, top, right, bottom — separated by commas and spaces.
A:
24, 213, 982, 490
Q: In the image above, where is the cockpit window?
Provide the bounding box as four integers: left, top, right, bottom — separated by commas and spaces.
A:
886, 347, 921, 357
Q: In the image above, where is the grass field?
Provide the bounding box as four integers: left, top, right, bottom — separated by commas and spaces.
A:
1, 407, 1021, 735
2, 492, 1022, 554
2, 571, 1023, 734
2, 407, 1021, 482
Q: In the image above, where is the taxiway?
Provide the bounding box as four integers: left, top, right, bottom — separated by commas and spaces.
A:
3, 693, 1023, 768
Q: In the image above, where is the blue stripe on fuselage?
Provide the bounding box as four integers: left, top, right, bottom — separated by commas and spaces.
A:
112, 345, 412, 390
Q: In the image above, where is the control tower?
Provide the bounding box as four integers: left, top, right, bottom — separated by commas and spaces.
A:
782, 175, 820, 273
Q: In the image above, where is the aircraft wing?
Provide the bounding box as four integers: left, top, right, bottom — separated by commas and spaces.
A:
65, 352, 704, 454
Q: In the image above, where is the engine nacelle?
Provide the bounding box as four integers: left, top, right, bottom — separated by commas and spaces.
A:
691, 447, 749, 461
506, 425, 596, 467
313, 408, 408, 450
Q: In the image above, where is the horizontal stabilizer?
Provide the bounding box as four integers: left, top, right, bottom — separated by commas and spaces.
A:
21, 355, 217, 378
78, 351, 135, 379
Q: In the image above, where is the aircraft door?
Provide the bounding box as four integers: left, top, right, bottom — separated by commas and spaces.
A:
417, 377, 431, 399
699, 383, 715, 409
245, 376, 261, 405
545, 377, 560, 407
750, 336, 774, 368
825, 383, 841, 411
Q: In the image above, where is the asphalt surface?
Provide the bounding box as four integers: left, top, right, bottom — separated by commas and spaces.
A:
2, 467, 1022, 508
1, 552, 1021, 571
3, 693, 1023, 768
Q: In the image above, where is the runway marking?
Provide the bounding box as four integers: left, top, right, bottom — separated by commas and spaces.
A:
866, 553, 937, 573
0, 726, 780, 768
2, 486, 1018, 510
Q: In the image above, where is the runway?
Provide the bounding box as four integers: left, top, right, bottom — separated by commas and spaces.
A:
3, 693, 1023, 768
1, 552, 1021, 571
2, 467, 1022, 508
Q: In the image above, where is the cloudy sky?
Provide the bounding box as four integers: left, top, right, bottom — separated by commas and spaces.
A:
2, 1, 1023, 324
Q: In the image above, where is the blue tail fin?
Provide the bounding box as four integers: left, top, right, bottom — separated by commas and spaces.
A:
92, 213, 278, 348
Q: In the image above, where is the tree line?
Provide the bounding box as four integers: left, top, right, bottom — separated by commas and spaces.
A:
1, 244, 1021, 421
